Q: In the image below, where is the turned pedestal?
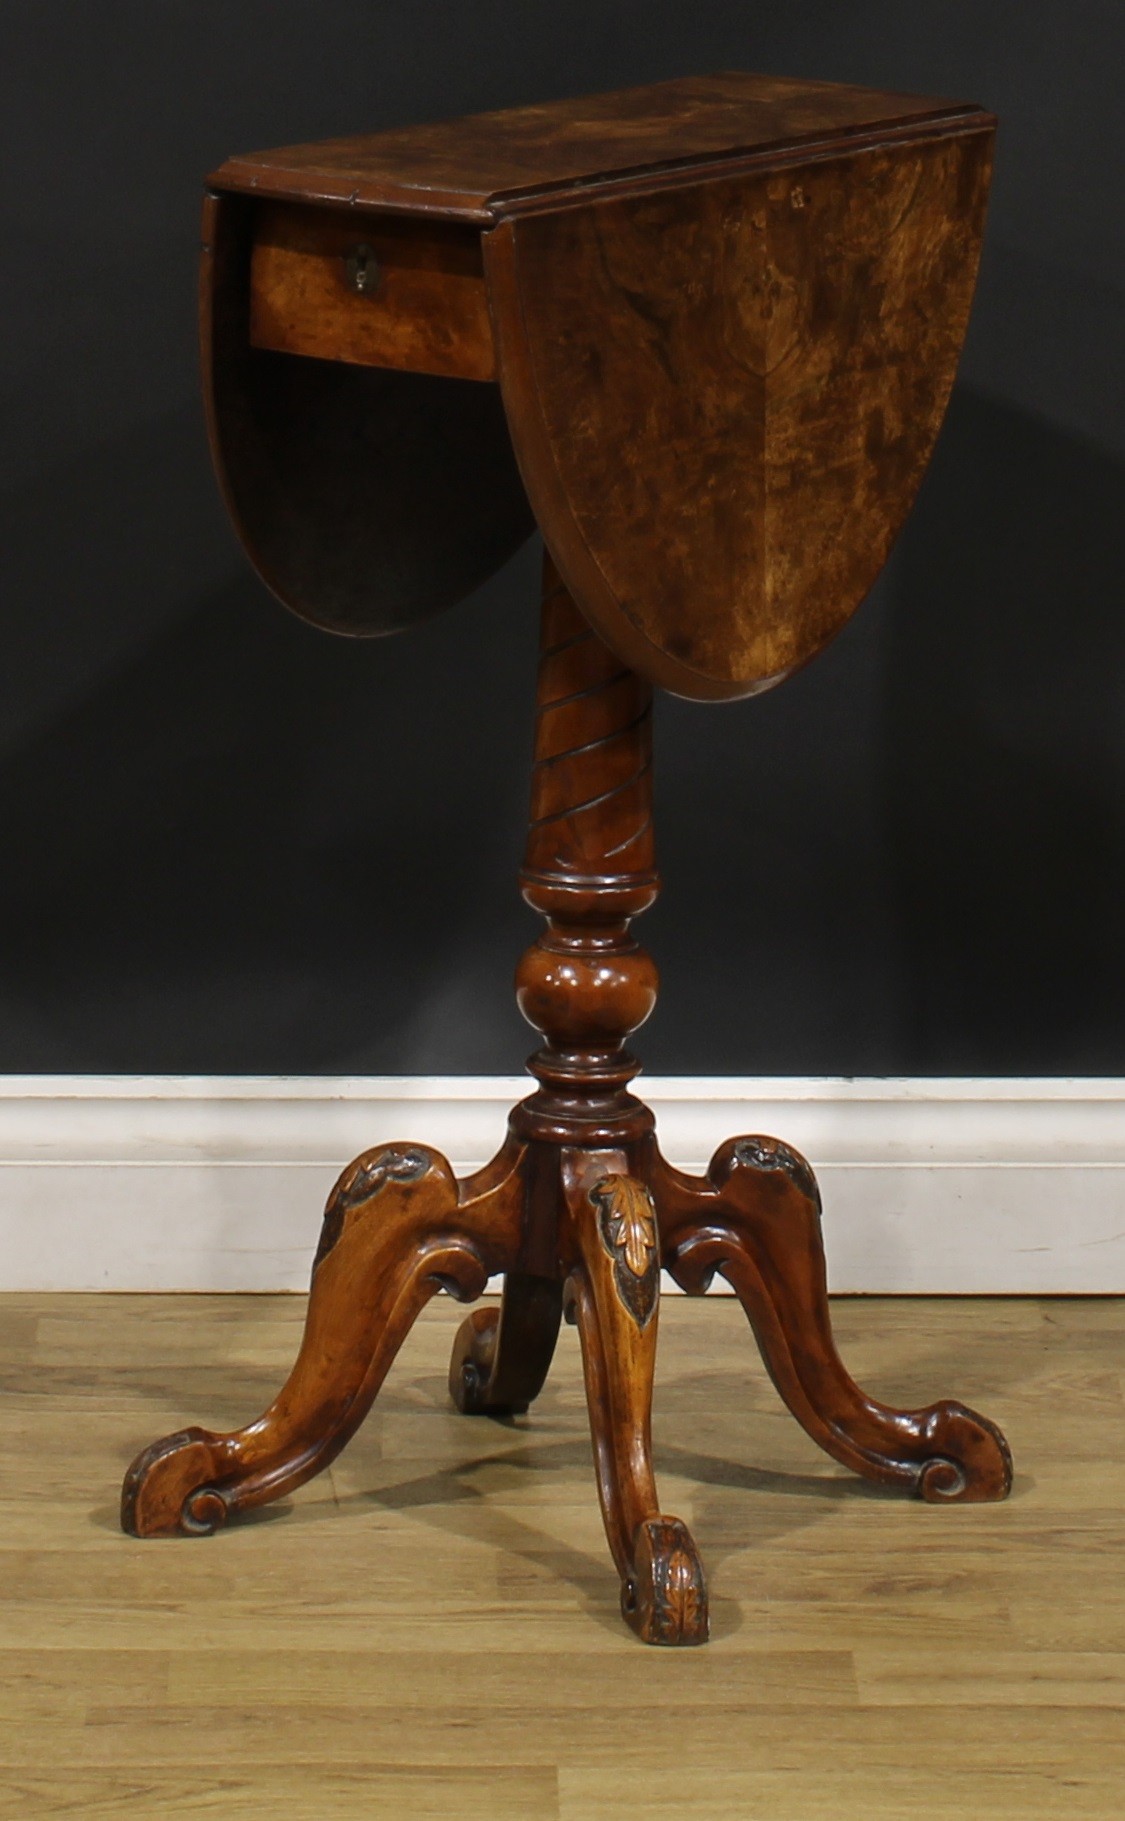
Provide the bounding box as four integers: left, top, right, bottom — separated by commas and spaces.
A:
122, 74, 1012, 1645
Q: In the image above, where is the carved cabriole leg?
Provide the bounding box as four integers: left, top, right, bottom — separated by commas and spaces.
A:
563, 1151, 708, 1646
122, 1139, 526, 1537
651, 1137, 1012, 1503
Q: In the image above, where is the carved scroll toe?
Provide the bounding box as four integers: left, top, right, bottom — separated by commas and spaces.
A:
121, 1427, 232, 1538
622, 1516, 710, 1647
448, 1272, 563, 1416
122, 1138, 524, 1540
912, 1401, 1014, 1503
651, 1135, 1013, 1503
449, 1307, 503, 1413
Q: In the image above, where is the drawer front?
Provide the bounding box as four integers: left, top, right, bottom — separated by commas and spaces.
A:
249, 203, 496, 382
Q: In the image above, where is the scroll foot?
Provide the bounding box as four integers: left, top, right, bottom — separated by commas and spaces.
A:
652, 1136, 1012, 1503
448, 1271, 563, 1416
623, 1516, 709, 1646
122, 1139, 524, 1536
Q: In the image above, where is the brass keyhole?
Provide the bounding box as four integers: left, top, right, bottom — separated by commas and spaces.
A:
344, 244, 381, 294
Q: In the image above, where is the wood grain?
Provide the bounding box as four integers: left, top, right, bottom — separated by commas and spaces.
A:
122, 1140, 525, 1537
562, 1156, 709, 1645
249, 204, 495, 381
201, 190, 533, 638
652, 1135, 1012, 1501
172, 79, 1014, 1656
210, 71, 985, 220
205, 73, 993, 677
3, 1291, 1121, 1816
488, 128, 993, 699
117, 555, 1007, 1638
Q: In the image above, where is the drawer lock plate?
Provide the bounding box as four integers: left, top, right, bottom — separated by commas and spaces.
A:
344, 244, 381, 295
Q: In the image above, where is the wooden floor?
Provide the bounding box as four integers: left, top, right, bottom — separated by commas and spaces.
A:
0, 1292, 1121, 1818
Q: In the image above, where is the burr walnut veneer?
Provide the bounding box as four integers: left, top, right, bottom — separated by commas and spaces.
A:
122, 74, 1012, 1645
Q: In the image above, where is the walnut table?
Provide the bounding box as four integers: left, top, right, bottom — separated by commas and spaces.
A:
122, 74, 1012, 1645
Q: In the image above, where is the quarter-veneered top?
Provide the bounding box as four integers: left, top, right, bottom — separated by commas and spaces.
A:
210, 71, 984, 221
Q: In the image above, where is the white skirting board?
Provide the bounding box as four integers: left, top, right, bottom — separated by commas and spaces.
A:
0, 1075, 1123, 1294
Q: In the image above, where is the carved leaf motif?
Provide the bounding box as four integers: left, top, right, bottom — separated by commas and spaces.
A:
732, 1135, 819, 1206
662, 1548, 704, 1640
629, 1518, 709, 1645
591, 1177, 660, 1328
608, 1197, 657, 1278
314, 1146, 431, 1274
344, 1145, 430, 1208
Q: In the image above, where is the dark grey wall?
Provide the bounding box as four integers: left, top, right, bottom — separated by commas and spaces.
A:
3, 3, 1122, 1075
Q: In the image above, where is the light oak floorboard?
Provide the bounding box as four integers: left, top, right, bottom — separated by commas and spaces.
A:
0, 1292, 1121, 1818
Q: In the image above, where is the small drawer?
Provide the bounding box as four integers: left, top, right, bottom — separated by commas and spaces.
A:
248, 203, 496, 382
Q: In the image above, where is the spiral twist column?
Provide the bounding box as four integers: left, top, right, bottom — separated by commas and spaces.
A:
514, 557, 660, 1141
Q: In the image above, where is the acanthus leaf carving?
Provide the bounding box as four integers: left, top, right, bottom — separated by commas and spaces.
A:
313, 1146, 432, 1274
731, 1135, 820, 1208
591, 1175, 659, 1329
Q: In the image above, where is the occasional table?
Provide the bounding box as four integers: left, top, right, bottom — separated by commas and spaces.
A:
122, 74, 1012, 1645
